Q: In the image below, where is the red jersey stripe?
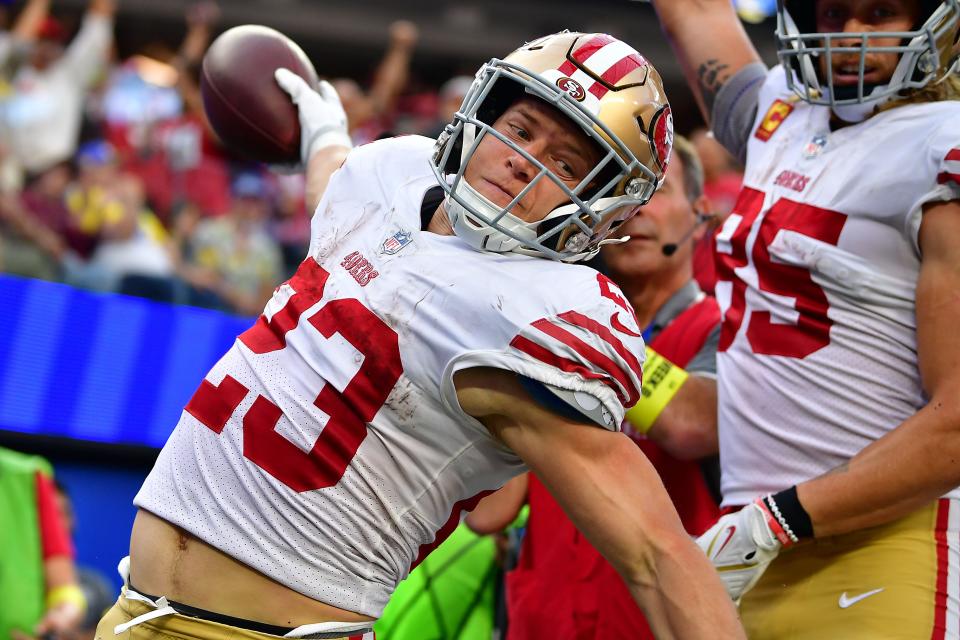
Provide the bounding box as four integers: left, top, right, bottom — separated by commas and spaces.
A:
558, 310, 644, 383
571, 34, 617, 64
937, 171, 960, 186
531, 319, 639, 405
240, 258, 328, 354
410, 491, 492, 570
510, 335, 624, 401
932, 498, 950, 640
597, 273, 633, 314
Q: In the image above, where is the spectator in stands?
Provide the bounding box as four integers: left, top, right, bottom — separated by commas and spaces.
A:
468, 136, 722, 640
85, 172, 176, 298
52, 479, 123, 640
0, 0, 116, 178
425, 74, 472, 138
0, 154, 69, 280
58, 139, 121, 289
689, 128, 743, 294
125, 2, 231, 222
269, 172, 310, 278
333, 20, 419, 144
691, 128, 742, 218
176, 171, 283, 316
0, 446, 85, 639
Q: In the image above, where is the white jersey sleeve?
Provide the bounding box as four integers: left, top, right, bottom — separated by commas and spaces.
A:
438, 269, 646, 432
906, 119, 960, 250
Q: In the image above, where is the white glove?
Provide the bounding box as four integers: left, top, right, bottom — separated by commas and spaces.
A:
274, 68, 353, 168
695, 501, 785, 604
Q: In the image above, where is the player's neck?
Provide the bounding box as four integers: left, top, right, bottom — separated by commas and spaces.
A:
619, 267, 692, 329
428, 204, 455, 236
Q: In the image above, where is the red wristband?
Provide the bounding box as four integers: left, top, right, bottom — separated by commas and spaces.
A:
755, 498, 798, 547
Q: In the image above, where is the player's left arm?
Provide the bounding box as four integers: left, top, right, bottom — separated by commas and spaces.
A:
796, 198, 960, 536
456, 367, 745, 639
697, 199, 960, 603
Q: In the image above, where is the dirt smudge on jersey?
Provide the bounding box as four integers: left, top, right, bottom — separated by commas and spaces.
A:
384, 376, 421, 426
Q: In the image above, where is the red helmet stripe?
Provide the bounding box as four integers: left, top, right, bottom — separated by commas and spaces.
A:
559, 35, 648, 100
571, 34, 617, 63
600, 54, 647, 86
558, 59, 577, 76
589, 83, 609, 99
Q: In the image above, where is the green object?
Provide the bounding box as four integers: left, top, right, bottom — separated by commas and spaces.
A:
374, 524, 499, 640
0, 447, 52, 639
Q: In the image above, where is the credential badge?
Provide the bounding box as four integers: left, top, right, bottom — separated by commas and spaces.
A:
380, 229, 413, 255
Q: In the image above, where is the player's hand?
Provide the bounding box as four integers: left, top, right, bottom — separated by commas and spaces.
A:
695, 501, 782, 604
274, 68, 352, 168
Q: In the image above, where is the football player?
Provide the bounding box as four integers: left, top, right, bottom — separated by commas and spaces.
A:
95, 32, 744, 640
648, 0, 960, 637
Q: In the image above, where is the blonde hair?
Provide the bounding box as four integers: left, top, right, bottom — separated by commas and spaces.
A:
878, 73, 960, 113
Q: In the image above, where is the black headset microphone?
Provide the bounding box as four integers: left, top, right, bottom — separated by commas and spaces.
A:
661, 212, 712, 257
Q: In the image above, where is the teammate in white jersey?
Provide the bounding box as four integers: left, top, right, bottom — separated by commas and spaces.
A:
95, 32, 744, 640
649, 0, 960, 637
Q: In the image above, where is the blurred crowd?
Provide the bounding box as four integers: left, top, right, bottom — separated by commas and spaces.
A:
0, 0, 742, 316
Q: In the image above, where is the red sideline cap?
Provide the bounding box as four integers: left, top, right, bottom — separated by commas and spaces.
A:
37, 17, 68, 43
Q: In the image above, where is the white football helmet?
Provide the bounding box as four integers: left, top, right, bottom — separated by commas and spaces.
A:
777, 0, 960, 120
430, 31, 672, 262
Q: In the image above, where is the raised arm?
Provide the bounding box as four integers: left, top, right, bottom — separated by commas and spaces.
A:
275, 70, 352, 213
455, 367, 744, 639
10, 0, 50, 41
649, 0, 762, 126
366, 20, 418, 120
59, 0, 115, 87
172, 2, 220, 73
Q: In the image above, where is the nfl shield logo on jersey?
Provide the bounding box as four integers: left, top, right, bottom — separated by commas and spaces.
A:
803, 134, 828, 159
381, 229, 413, 255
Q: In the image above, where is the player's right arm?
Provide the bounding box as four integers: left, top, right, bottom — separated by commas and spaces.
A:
649, 0, 762, 126
275, 69, 352, 212
455, 367, 744, 639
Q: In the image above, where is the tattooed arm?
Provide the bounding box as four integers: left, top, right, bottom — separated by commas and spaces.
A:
648, 0, 761, 126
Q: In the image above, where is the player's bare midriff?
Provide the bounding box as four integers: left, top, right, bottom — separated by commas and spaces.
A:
128, 509, 376, 626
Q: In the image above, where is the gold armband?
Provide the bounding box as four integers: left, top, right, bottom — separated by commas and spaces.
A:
46, 584, 87, 613
625, 347, 690, 435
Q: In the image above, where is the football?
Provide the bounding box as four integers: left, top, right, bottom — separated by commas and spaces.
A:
200, 24, 318, 164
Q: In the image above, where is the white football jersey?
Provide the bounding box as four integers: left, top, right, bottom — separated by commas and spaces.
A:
717, 66, 960, 506
135, 136, 645, 616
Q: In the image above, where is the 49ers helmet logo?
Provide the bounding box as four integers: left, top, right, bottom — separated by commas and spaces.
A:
556, 77, 586, 101
650, 105, 674, 171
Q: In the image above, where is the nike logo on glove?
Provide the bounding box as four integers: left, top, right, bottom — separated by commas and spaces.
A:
712, 525, 737, 558
838, 588, 884, 609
